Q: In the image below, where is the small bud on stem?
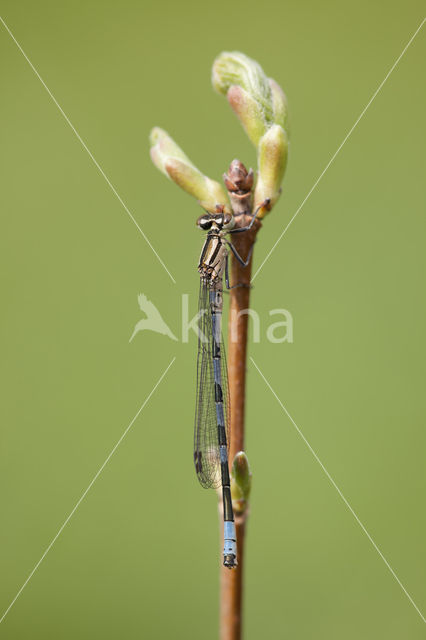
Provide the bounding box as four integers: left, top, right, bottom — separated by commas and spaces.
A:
223, 160, 253, 216
231, 452, 252, 516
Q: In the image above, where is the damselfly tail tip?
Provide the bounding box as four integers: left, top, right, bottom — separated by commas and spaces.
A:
223, 521, 237, 568
223, 554, 238, 569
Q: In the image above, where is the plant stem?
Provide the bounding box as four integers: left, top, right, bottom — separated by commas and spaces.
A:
219, 161, 261, 640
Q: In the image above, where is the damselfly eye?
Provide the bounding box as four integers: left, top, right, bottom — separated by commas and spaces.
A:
197, 215, 212, 230
223, 213, 234, 229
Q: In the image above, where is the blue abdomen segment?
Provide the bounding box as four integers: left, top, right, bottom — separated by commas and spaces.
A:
223, 521, 237, 568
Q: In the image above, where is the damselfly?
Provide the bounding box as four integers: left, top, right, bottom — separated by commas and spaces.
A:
193, 202, 265, 568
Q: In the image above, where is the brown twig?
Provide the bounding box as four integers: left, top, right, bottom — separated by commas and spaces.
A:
150, 50, 289, 640
219, 161, 261, 640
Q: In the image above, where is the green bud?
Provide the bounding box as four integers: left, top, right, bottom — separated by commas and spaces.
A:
212, 51, 275, 145
227, 85, 268, 146
254, 124, 289, 217
212, 52, 273, 123
149, 127, 230, 212
269, 79, 290, 134
149, 127, 195, 175
231, 451, 252, 514
212, 52, 289, 214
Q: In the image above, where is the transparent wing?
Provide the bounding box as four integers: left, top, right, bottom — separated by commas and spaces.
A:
193, 280, 230, 489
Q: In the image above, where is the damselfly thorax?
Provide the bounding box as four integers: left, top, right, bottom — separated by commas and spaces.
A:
198, 231, 227, 284
197, 212, 233, 284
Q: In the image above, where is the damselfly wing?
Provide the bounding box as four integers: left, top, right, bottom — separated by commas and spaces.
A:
193, 280, 230, 489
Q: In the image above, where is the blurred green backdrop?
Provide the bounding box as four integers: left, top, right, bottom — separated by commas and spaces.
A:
1, 1, 425, 638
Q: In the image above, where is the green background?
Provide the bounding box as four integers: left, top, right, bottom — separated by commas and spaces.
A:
1, 1, 425, 638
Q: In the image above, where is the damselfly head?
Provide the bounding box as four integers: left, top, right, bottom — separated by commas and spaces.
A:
197, 212, 234, 231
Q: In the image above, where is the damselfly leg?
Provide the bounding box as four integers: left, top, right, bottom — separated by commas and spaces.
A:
227, 198, 270, 235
